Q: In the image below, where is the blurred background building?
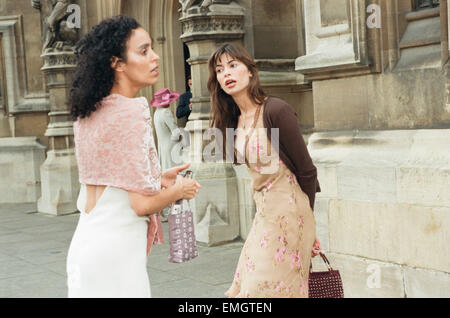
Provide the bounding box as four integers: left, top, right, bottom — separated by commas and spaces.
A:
0, 0, 448, 297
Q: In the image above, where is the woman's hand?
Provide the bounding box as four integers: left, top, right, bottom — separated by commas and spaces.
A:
311, 237, 322, 257
161, 162, 191, 188
174, 174, 201, 200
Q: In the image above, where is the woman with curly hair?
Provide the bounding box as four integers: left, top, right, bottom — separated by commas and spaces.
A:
66, 15, 200, 298
208, 43, 321, 298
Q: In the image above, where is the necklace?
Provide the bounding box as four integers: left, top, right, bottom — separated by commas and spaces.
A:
241, 112, 255, 129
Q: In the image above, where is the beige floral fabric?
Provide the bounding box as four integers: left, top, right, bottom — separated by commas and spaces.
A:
226, 104, 316, 298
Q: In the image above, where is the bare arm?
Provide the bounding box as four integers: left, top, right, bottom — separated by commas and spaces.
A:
129, 176, 200, 216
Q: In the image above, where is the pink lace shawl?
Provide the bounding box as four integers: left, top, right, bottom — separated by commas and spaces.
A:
73, 94, 163, 255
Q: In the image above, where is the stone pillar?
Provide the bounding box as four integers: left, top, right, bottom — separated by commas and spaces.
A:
179, 0, 245, 245
35, 0, 81, 215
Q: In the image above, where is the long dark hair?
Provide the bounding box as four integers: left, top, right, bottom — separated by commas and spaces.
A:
68, 15, 140, 120
207, 43, 266, 160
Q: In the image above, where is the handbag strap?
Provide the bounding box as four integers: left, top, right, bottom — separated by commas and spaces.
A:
309, 252, 334, 273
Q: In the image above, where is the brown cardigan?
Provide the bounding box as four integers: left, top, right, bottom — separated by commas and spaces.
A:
263, 96, 321, 211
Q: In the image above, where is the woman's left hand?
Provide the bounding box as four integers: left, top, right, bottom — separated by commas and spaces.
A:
161, 162, 191, 188
311, 237, 322, 257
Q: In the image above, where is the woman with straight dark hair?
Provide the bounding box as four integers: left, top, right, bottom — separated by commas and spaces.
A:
66, 15, 200, 298
208, 43, 322, 298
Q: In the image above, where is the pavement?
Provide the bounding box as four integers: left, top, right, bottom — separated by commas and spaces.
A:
0, 205, 244, 298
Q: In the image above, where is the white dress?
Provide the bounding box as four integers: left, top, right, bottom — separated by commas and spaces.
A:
66, 184, 151, 298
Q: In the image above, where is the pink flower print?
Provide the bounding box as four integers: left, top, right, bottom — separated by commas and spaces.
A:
255, 166, 261, 173
260, 237, 268, 248
261, 231, 269, 248
285, 217, 289, 225
280, 160, 285, 165
298, 217, 303, 225
275, 247, 286, 262
265, 181, 272, 191
296, 251, 302, 267
299, 280, 308, 295
276, 281, 286, 293
251, 140, 261, 155
290, 250, 302, 269
234, 272, 240, 281
289, 195, 294, 205
279, 235, 285, 243
274, 251, 283, 263
293, 175, 298, 185
244, 258, 255, 273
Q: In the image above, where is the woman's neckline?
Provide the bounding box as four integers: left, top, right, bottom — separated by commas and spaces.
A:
108, 93, 146, 100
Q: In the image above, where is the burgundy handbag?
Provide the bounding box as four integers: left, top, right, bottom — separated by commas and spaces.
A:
309, 252, 344, 298
167, 170, 199, 263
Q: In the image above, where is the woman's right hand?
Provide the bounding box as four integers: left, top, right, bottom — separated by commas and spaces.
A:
175, 175, 201, 200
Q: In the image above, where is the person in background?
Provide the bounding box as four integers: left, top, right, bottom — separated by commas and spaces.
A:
176, 75, 192, 128
152, 88, 184, 221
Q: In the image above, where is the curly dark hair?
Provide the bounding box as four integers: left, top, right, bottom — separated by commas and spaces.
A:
68, 15, 141, 120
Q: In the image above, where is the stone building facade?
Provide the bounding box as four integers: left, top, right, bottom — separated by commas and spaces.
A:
0, 0, 448, 297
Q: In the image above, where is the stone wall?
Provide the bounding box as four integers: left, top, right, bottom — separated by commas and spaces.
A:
309, 118, 450, 298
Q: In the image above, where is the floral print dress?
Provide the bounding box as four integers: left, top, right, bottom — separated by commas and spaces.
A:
226, 103, 317, 298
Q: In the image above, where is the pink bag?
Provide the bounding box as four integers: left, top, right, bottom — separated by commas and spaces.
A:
168, 171, 199, 263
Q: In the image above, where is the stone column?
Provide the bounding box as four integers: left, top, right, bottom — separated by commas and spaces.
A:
35, 0, 81, 215
179, 0, 245, 245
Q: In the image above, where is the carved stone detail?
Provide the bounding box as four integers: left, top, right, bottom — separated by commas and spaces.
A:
31, 0, 79, 54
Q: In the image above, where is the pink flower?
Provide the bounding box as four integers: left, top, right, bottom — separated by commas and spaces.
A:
234, 272, 239, 280
290, 250, 302, 268
274, 251, 283, 262
289, 196, 294, 204
251, 140, 261, 154
265, 181, 272, 190
245, 259, 255, 273
299, 280, 307, 295
298, 217, 303, 225
291, 252, 297, 262
276, 281, 285, 293
279, 235, 285, 243
255, 166, 261, 172
260, 238, 267, 248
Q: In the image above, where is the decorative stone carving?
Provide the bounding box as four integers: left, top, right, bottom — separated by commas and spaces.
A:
32, 0, 78, 53
180, 1, 244, 42
179, 0, 232, 16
